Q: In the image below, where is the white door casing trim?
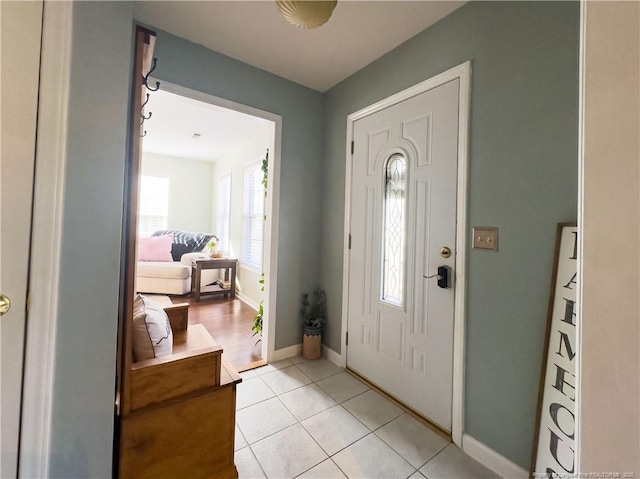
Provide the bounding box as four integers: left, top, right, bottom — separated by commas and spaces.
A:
18, 1, 72, 477
340, 61, 471, 446
574, 0, 586, 471
149, 81, 282, 363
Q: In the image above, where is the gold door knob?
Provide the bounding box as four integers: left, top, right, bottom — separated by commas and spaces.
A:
0, 294, 11, 316
440, 247, 452, 258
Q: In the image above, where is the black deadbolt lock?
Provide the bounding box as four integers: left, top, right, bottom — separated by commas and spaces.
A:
437, 266, 451, 289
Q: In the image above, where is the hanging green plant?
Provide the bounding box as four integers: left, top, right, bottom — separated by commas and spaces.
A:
252, 148, 269, 344
262, 149, 268, 190
251, 273, 265, 345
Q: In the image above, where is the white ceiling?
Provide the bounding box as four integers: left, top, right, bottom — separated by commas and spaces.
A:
137, 1, 466, 160
142, 89, 273, 161
133, 0, 466, 92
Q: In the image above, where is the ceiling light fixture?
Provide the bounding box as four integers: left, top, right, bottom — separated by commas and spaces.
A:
276, 0, 337, 29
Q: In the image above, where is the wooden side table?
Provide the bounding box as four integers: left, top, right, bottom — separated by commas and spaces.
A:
191, 258, 237, 302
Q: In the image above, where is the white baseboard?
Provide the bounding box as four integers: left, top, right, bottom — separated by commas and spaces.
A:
237, 292, 260, 311
322, 345, 343, 367
462, 434, 528, 479
271, 343, 302, 362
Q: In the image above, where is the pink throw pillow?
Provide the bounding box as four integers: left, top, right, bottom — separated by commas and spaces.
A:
138, 234, 174, 262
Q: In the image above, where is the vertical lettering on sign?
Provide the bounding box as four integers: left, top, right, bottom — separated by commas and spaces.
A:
569, 232, 578, 260
560, 298, 576, 326
532, 224, 578, 477
548, 429, 575, 473
556, 332, 576, 361
563, 273, 577, 290
549, 402, 575, 440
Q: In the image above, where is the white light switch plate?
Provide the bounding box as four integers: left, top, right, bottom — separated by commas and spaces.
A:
473, 227, 498, 251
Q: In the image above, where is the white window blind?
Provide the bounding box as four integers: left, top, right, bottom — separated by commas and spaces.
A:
241, 162, 264, 271
216, 173, 232, 255
138, 176, 169, 237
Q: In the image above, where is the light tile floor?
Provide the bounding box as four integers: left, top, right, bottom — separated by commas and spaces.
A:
235, 357, 501, 479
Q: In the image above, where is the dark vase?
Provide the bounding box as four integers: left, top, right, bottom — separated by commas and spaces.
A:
303, 324, 322, 336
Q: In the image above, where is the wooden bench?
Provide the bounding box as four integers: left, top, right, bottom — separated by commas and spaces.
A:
119, 302, 242, 479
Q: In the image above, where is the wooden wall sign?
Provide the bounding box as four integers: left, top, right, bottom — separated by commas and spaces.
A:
531, 223, 578, 478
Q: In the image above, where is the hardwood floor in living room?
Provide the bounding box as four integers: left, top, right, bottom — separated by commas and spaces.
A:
171, 295, 264, 371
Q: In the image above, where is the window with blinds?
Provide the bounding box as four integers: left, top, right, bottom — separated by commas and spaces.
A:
216, 173, 232, 255
241, 162, 264, 271
138, 176, 169, 237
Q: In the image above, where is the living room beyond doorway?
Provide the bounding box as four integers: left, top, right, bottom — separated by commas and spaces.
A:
137, 84, 278, 371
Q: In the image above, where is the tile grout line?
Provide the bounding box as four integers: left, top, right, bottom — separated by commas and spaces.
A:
259, 364, 313, 396
237, 367, 331, 454
247, 445, 269, 479
238, 365, 370, 436
370, 411, 447, 472
249, 366, 338, 478
419, 442, 450, 474
245, 363, 367, 478
300, 368, 397, 478
238, 359, 430, 478
293, 368, 370, 479
237, 358, 496, 479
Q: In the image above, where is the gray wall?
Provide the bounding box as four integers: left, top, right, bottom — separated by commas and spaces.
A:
46, 1, 578, 475
49, 2, 133, 476
320, 1, 579, 469
144, 31, 325, 350
49, 8, 323, 475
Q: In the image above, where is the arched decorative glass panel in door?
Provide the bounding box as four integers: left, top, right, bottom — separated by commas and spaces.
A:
381, 153, 407, 307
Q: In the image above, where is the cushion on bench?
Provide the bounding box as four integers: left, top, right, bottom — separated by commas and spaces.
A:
132, 294, 173, 362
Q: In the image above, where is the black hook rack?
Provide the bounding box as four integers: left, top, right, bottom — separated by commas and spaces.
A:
140, 94, 152, 130
140, 58, 160, 138
142, 58, 160, 92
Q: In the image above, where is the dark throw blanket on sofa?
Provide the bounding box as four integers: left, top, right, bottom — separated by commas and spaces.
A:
152, 230, 218, 261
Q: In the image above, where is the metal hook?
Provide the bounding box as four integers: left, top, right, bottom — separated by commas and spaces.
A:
142, 58, 160, 92
141, 110, 152, 121
141, 130, 147, 138
141, 93, 150, 109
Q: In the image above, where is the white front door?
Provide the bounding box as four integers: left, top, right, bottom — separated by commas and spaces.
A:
347, 79, 459, 431
0, 1, 42, 476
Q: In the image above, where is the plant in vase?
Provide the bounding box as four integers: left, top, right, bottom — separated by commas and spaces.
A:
205, 239, 217, 258
300, 290, 326, 360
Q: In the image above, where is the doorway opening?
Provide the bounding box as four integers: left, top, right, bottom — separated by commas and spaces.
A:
137, 82, 282, 371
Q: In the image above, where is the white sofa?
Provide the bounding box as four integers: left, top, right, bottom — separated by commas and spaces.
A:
136, 252, 220, 296
135, 230, 220, 296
